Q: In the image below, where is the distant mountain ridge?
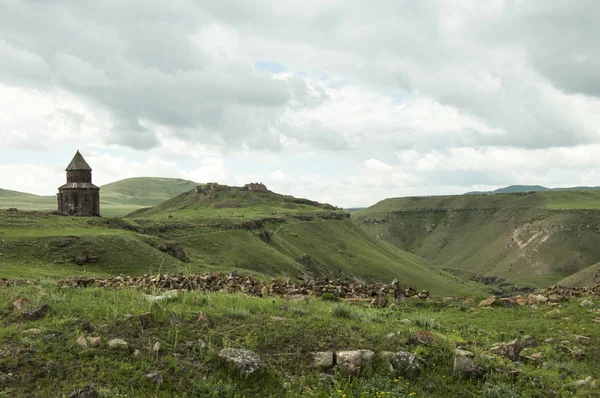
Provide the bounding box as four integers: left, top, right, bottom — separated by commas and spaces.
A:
466, 185, 600, 195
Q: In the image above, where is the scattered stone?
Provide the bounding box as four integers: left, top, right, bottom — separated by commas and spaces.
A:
570, 348, 585, 359
12, 297, 30, 310
498, 297, 516, 308
489, 339, 522, 361
22, 304, 52, 321
414, 330, 439, 345
144, 290, 179, 303
529, 352, 544, 361
23, 328, 42, 335
514, 296, 527, 306
455, 349, 473, 357
311, 351, 334, 371
479, 297, 497, 307
545, 308, 561, 317
527, 294, 548, 305
76, 337, 88, 348
153, 341, 161, 353
453, 355, 484, 379
87, 336, 101, 347
67, 384, 100, 398
579, 299, 594, 308
145, 371, 163, 385
336, 350, 374, 376
218, 348, 262, 375
108, 338, 128, 349
133, 349, 141, 357
548, 294, 564, 303
570, 334, 591, 344
389, 351, 422, 379
521, 335, 538, 348
593, 317, 600, 324
370, 294, 389, 308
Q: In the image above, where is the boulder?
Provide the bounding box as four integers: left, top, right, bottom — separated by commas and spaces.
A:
453, 355, 484, 379
479, 297, 497, 307
218, 348, 262, 375
23, 304, 52, 321
527, 294, 548, 305
311, 351, 334, 371
388, 351, 422, 379
335, 350, 374, 376
490, 339, 522, 361
12, 298, 30, 311
498, 298, 516, 308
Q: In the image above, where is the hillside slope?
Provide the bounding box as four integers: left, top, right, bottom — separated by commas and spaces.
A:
124, 184, 484, 296
556, 262, 600, 287
354, 190, 600, 288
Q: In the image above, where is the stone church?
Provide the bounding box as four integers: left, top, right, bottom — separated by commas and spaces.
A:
57, 151, 100, 216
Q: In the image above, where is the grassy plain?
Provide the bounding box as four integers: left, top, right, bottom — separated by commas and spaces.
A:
0, 283, 598, 397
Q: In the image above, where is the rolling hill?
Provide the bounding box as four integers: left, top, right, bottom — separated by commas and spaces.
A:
354, 190, 600, 288
0, 177, 199, 217
0, 184, 485, 297
466, 184, 600, 195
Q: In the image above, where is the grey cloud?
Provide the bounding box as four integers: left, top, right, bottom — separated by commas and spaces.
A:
2, 0, 599, 153
0, 0, 312, 151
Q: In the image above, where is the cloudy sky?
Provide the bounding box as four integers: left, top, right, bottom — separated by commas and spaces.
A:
1, 0, 600, 207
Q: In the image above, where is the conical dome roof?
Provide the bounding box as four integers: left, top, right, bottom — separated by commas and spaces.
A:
65, 150, 92, 171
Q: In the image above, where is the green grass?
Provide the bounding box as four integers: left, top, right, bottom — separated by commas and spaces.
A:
0, 283, 598, 397
354, 190, 600, 289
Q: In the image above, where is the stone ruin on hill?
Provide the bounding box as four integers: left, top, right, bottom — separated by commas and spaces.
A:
244, 182, 268, 191
56, 151, 100, 217
193, 182, 268, 195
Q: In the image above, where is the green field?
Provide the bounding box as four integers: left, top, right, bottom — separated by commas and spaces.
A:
0, 282, 597, 397
355, 190, 600, 288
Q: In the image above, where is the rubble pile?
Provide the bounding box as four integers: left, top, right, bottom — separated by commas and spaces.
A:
542, 284, 600, 298
56, 272, 429, 300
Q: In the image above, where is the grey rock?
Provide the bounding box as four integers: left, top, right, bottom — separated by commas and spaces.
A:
145, 371, 163, 384
108, 338, 128, 349
335, 349, 375, 376
311, 351, 334, 371
453, 356, 484, 379
23, 304, 52, 321
490, 339, 522, 361
218, 348, 262, 375
389, 351, 422, 379
68, 385, 99, 398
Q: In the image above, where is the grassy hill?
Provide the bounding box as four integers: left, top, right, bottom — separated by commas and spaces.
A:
0, 183, 485, 297
354, 190, 600, 288
556, 262, 600, 287
0, 177, 199, 217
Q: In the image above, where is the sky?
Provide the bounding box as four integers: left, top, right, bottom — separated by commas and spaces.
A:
1, 0, 600, 208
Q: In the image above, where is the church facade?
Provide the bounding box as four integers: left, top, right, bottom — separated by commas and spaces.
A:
57, 151, 100, 216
